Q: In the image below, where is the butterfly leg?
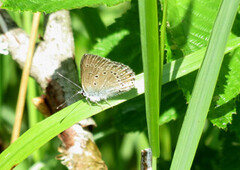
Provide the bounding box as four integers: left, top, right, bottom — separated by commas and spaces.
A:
104, 99, 113, 108
85, 98, 92, 107
94, 101, 104, 110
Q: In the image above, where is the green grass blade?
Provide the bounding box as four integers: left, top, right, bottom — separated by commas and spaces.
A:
160, 0, 167, 63
163, 38, 240, 83
0, 55, 2, 121
27, 78, 43, 162
138, 0, 160, 159
170, 1, 240, 169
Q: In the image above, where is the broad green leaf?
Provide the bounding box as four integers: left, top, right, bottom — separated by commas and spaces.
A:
89, 29, 130, 57
167, 0, 221, 57
229, 98, 240, 140
207, 47, 240, 128
208, 100, 236, 129
167, 0, 240, 129
1, 0, 130, 13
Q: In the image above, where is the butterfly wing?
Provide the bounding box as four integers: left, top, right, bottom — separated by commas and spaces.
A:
81, 54, 107, 98
98, 60, 135, 97
80, 54, 135, 102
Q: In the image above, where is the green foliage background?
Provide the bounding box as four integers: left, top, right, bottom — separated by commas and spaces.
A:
1, 0, 240, 169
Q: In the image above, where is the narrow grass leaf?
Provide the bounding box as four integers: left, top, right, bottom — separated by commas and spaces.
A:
170, 1, 240, 169
138, 0, 160, 159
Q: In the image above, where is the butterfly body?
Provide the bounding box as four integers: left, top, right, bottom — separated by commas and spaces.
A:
80, 54, 135, 102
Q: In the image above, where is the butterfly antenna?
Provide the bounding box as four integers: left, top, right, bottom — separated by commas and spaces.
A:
56, 91, 81, 109
57, 72, 82, 90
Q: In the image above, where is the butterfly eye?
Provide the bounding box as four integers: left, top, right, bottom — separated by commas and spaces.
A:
116, 76, 119, 78
86, 64, 89, 67
117, 79, 121, 82
93, 82, 97, 86
103, 71, 107, 75
95, 75, 99, 79
113, 72, 117, 75
110, 71, 113, 74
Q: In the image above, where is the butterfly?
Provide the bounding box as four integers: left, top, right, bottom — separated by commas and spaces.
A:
57, 54, 135, 106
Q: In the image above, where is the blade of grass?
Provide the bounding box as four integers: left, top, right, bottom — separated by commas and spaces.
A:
159, 0, 168, 160
160, 0, 167, 63
170, 1, 240, 169
164, 37, 240, 82
0, 37, 240, 169
0, 55, 2, 122
138, 0, 160, 161
27, 77, 42, 161
22, 11, 43, 162
159, 124, 171, 160
23, 11, 32, 34
11, 12, 41, 143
